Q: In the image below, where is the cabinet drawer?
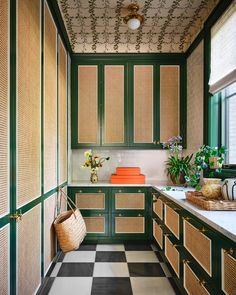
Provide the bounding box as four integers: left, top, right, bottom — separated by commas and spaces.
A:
153, 219, 163, 249
153, 195, 163, 220
184, 220, 212, 276
115, 216, 145, 234
114, 192, 145, 210
184, 263, 210, 295
76, 192, 105, 210
164, 204, 180, 239
165, 236, 180, 277
84, 215, 106, 234
221, 248, 236, 295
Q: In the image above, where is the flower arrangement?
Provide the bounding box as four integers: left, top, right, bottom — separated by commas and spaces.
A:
162, 136, 193, 185
82, 150, 110, 183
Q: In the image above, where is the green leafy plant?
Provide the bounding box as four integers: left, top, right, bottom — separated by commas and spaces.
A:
185, 145, 227, 188
162, 136, 193, 184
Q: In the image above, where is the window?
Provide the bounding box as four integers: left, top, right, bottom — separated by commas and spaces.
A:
209, 1, 236, 169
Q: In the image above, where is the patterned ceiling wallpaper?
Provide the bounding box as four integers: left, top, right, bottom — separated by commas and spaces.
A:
58, 0, 219, 53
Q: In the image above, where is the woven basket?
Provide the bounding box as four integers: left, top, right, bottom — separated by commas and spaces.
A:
54, 190, 87, 252
186, 191, 236, 211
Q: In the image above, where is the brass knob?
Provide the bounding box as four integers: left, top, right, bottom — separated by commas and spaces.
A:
118, 190, 122, 193
182, 216, 192, 221
118, 213, 122, 217
153, 141, 156, 145
173, 207, 180, 211
138, 189, 142, 193
79, 190, 82, 193
98, 189, 102, 193
164, 233, 171, 237
172, 244, 180, 248
183, 259, 190, 265
138, 214, 142, 217
156, 141, 160, 145
98, 213, 102, 217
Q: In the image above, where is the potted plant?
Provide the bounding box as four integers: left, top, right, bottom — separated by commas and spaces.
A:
185, 145, 227, 189
162, 136, 193, 185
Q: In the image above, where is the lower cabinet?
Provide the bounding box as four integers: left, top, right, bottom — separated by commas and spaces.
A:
68, 186, 151, 241
221, 245, 236, 295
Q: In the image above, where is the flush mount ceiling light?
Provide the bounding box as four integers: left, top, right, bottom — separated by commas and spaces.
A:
123, 3, 144, 30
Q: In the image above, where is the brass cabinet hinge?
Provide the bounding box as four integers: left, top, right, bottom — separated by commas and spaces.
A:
10, 210, 22, 222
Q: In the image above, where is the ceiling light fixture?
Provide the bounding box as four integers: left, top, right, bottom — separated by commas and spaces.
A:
123, 4, 144, 30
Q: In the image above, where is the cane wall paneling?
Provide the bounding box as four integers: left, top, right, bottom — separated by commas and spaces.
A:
186, 41, 204, 155
44, 3, 57, 192
0, 225, 10, 295
78, 65, 98, 144
44, 194, 57, 274
133, 65, 153, 143
0, 0, 9, 216
17, 205, 41, 295
59, 38, 68, 185
17, 0, 41, 207
160, 66, 179, 142
58, 186, 68, 213
104, 65, 124, 144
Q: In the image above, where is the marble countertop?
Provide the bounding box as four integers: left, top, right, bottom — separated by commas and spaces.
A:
68, 181, 236, 243
153, 185, 236, 244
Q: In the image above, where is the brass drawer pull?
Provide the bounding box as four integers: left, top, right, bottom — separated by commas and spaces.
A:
118, 190, 122, 193
164, 232, 171, 236
173, 207, 181, 212
183, 259, 190, 265
198, 227, 207, 233
138, 189, 142, 193
98, 213, 102, 217
153, 140, 157, 145
138, 214, 142, 217
198, 279, 207, 287
172, 244, 180, 248
98, 189, 102, 193
79, 190, 83, 193
182, 216, 192, 221
118, 213, 122, 217
224, 248, 234, 255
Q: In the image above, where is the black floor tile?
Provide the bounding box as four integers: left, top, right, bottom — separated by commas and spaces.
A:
36, 277, 55, 295
168, 278, 182, 295
128, 263, 165, 277
77, 244, 97, 251
154, 251, 164, 262
95, 251, 126, 262
125, 244, 152, 251
57, 252, 65, 262
91, 278, 133, 295
57, 263, 94, 277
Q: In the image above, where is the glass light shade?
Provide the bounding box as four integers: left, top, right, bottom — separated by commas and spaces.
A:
127, 18, 141, 30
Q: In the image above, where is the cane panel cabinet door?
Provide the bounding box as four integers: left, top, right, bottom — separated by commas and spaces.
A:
103, 64, 127, 146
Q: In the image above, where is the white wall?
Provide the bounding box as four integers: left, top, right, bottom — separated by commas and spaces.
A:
69, 149, 169, 184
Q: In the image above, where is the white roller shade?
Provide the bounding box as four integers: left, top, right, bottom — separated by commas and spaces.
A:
209, 0, 236, 94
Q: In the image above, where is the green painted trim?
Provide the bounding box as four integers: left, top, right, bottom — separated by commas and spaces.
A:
9, 0, 17, 294
46, 0, 72, 54
185, 29, 204, 58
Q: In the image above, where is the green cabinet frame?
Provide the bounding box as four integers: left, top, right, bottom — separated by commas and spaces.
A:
71, 54, 187, 149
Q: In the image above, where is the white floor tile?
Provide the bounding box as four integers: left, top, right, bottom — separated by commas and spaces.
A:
93, 263, 129, 277
96, 244, 125, 251
50, 263, 62, 277
63, 251, 96, 262
160, 263, 172, 277
126, 251, 159, 263
49, 277, 92, 295
131, 277, 176, 295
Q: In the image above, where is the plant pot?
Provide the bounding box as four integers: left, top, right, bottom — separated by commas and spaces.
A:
90, 171, 98, 183
208, 157, 222, 169
170, 173, 186, 185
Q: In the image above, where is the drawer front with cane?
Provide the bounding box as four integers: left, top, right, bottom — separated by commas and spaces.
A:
165, 235, 180, 277
164, 204, 180, 239
153, 219, 163, 249
221, 248, 236, 295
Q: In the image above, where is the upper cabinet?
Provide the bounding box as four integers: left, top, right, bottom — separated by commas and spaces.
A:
71, 55, 186, 149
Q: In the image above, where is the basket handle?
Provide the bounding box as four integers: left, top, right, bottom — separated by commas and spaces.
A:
59, 189, 78, 217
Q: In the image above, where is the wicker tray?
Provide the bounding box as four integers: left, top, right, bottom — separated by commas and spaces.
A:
186, 191, 236, 211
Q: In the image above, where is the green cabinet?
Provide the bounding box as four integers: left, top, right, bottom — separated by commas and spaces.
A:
68, 186, 152, 242
71, 55, 186, 149
152, 188, 236, 295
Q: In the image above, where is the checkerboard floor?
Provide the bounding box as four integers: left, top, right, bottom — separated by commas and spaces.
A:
40, 244, 181, 295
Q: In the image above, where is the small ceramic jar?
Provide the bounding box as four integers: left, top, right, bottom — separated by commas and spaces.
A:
221, 179, 236, 201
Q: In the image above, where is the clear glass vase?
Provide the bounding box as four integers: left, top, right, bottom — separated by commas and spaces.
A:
90, 171, 98, 183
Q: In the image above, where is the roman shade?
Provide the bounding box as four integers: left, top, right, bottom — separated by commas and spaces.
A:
209, 0, 236, 94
